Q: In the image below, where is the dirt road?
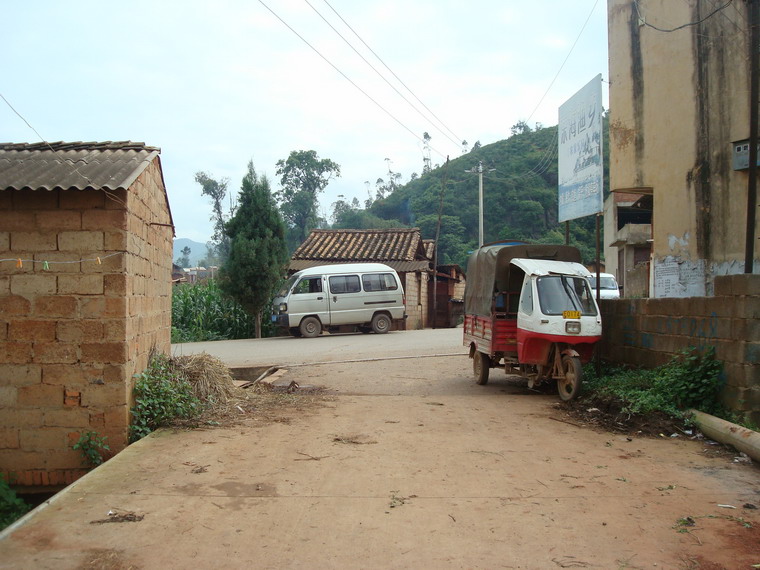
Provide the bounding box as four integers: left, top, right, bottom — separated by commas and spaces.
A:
2, 331, 759, 568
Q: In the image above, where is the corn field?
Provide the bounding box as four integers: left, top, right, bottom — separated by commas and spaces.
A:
171, 280, 257, 342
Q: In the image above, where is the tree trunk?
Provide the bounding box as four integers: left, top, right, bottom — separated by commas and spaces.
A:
255, 310, 262, 339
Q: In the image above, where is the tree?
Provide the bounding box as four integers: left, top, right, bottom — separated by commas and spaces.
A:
220, 160, 289, 338
510, 120, 532, 137
275, 150, 340, 246
195, 172, 232, 263
175, 246, 191, 268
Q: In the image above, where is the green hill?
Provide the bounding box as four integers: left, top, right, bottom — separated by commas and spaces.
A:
331, 122, 607, 268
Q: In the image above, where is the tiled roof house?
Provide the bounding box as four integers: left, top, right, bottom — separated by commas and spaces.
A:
291, 228, 432, 329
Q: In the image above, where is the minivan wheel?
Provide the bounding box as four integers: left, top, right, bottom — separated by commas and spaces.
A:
299, 317, 322, 338
371, 313, 391, 334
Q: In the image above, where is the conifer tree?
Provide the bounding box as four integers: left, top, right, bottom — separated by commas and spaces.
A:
221, 160, 288, 338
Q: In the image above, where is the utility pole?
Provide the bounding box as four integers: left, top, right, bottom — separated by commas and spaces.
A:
746, 0, 759, 273
465, 161, 494, 247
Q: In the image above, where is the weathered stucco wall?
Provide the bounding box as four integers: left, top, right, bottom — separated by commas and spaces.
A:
0, 159, 172, 488
608, 0, 758, 296
598, 274, 760, 425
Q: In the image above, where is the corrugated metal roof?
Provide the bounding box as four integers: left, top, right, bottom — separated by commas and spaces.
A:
0, 141, 161, 191
293, 228, 428, 263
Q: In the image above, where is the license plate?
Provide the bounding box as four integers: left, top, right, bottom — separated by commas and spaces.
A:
563, 310, 581, 319
271, 315, 277, 322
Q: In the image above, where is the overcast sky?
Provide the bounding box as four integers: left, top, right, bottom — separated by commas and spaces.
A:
3, 0, 608, 244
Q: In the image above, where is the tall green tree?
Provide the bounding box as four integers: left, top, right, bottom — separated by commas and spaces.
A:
195, 171, 232, 263
175, 246, 191, 268
221, 160, 288, 338
275, 150, 340, 246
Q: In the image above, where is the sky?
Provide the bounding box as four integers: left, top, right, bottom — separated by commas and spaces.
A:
3, 0, 609, 244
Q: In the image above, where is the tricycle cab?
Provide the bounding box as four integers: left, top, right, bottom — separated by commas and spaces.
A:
513, 258, 601, 365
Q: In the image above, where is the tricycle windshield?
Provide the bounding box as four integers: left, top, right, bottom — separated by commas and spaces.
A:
536, 275, 597, 316
276, 274, 300, 298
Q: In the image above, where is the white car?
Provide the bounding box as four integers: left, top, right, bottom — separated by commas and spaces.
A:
588, 272, 621, 299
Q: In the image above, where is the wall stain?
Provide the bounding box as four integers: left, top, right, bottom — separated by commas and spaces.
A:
629, 3, 645, 186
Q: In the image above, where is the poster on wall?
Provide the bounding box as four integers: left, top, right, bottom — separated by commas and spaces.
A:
558, 74, 603, 222
653, 257, 706, 298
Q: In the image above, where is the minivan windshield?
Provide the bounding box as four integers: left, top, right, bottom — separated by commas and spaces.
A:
276, 274, 299, 297
536, 275, 597, 316
588, 275, 618, 290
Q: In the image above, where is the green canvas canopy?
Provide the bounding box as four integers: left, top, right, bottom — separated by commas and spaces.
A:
463, 244, 582, 317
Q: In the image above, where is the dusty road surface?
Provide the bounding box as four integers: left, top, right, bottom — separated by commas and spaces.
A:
2, 330, 759, 569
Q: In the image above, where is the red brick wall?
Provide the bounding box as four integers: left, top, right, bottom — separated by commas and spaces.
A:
598, 274, 760, 425
0, 159, 173, 488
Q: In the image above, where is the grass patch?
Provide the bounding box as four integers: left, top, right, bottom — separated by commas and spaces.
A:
583, 346, 725, 422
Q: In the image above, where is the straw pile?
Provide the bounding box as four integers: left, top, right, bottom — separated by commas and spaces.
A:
172, 353, 238, 405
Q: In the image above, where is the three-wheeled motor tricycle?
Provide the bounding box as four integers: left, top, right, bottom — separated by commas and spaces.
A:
463, 243, 602, 400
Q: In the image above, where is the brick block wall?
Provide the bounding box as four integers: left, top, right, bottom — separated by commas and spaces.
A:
598, 274, 760, 425
124, 160, 173, 393
404, 273, 421, 330
403, 272, 431, 330
0, 158, 173, 489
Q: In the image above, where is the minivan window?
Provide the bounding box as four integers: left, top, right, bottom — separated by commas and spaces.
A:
329, 275, 361, 294
293, 277, 322, 294
588, 275, 618, 290
277, 274, 299, 297
362, 273, 398, 292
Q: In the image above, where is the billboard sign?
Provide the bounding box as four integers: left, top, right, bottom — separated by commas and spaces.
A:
558, 74, 603, 222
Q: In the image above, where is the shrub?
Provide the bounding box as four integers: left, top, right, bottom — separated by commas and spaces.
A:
73, 431, 110, 467
130, 354, 202, 442
584, 346, 725, 420
0, 478, 29, 531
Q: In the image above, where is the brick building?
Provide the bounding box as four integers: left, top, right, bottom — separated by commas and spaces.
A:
0, 141, 174, 488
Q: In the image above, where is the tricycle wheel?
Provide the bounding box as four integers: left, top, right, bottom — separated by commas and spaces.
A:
473, 352, 491, 385
557, 355, 582, 401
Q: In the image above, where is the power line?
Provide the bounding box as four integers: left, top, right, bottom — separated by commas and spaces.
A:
634, 0, 734, 33
525, 0, 601, 126
304, 0, 463, 148
320, 0, 464, 146
0, 91, 100, 191
257, 0, 449, 160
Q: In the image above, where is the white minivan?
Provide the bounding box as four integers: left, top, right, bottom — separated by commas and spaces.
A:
588, 272, 621, 299
271, 263, 407, 337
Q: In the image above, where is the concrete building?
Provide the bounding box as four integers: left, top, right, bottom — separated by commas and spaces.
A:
0, 141, 173, 488
607, 0, 758, 296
